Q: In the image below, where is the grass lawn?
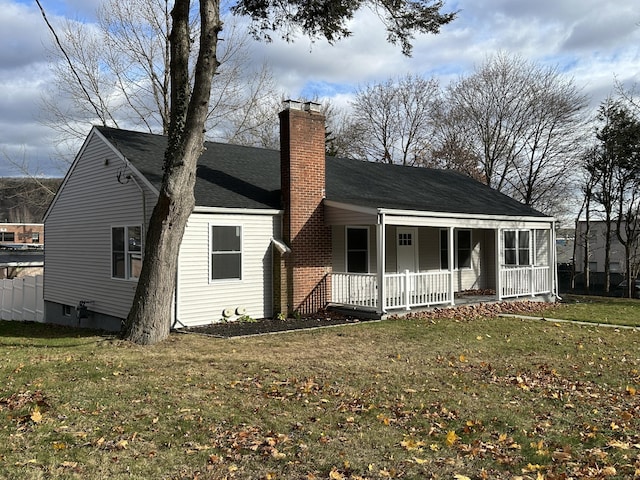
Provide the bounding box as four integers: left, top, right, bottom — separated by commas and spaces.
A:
1, 300, 639, 479
538, 295, 640, 327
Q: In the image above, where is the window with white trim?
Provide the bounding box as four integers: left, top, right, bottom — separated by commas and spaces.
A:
111, 226, 142, 279
346, 227, 369, 273
440, 229, 471, 269
211, 225, 242, 280
456, 229, 472, 269
503, 230, 530, 266
439, 229, 449, 270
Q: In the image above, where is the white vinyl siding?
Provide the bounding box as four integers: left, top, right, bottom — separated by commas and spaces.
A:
177, 212, 279, 326
44, 133, 157, 320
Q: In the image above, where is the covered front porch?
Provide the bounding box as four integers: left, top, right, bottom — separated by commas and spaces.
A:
324, 201, 557, 315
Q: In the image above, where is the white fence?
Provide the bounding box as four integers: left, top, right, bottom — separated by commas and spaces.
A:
500, 266, 551, 298
0, 275, 44, 322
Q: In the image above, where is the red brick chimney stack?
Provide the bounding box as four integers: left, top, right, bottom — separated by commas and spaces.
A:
278, 101, 332, 315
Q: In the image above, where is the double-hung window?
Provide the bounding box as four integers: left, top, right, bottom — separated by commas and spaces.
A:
211, 225, 242, 280
111, 226, 142, 279
439, 229, 449, 270
456, 229, 472, 269
346, 227, 369, 273
440, 229, 472, 269
503, 230, 530, 266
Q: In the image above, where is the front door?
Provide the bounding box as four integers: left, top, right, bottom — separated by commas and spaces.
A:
397, 228, 418, 272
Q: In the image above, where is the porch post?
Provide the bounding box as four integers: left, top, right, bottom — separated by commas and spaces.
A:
551, 222, 557, 299
496, 228, 503, 301
530, 229, 536, 297
376, 213, 386, 315
448, 226, 455, 305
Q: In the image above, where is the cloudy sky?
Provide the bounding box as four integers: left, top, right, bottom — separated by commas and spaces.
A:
1, 0, 639, 177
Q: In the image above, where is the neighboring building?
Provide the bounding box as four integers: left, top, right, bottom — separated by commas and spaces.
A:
0, 223, 45, 278
0, 223, 44, 247
574, 220, 639, 288
43, 101, 557, 331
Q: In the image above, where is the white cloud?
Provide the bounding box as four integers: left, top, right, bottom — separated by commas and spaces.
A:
2, 0, 640, 177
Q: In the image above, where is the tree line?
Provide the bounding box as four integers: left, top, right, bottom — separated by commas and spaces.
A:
576, 94, 640, 298
38, 1, 592, 224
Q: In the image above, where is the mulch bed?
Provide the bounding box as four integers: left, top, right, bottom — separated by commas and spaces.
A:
176, 310, 371, 338
176, 300, 553, 338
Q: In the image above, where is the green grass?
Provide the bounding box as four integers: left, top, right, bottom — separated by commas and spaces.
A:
538, 294, 640, 327
1, 299, 639, 479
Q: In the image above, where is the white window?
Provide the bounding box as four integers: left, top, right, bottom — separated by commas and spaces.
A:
211, 225, 242, 280
111, 226, 142, 279
346, 227, 369, 273
503, 230, 530, 266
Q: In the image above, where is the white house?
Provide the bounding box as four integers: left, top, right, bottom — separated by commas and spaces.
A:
43, 101, 557, 331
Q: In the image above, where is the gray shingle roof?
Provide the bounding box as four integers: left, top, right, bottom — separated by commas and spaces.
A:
96, 126, 548, 218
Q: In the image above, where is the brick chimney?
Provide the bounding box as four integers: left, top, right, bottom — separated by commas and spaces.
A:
277, 101, 332, 315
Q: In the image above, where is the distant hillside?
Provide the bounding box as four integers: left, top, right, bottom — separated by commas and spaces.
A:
0, 178, 63, 223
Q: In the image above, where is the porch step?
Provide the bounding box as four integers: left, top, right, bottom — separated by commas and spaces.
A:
327, 305, 382, 320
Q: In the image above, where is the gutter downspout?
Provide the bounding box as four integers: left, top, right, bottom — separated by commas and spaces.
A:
126, 175, 147, 241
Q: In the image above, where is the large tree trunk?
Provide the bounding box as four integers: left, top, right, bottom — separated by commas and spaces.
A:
123, 0, 221, 344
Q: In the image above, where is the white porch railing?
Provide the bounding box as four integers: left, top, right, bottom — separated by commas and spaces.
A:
331, 272, 378, 309
332, 266, 553, 312
0, 275, 44, 322
330, 271, 452, 311
500, 265, 551, 298
384, 270, 451, 310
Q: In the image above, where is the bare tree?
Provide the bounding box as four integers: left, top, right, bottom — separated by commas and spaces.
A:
587, 100, 622, 293
440, 53, 587, 215
0, 149, 61, 222
429, 94, 485, 180
119, 0, 457, 344
576, 146, 602, 292
39, 0, 281, 163
340, 74, 439, 165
